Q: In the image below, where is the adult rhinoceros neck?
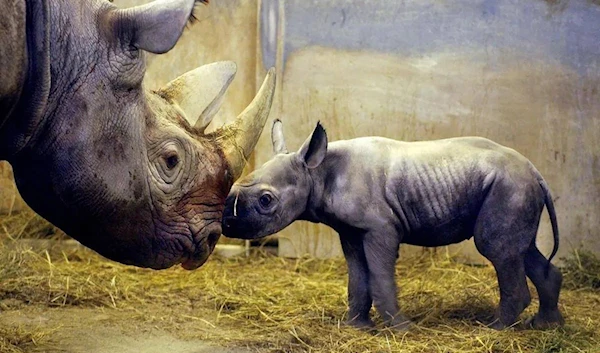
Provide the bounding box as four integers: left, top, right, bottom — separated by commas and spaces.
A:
0, 0, 51, 160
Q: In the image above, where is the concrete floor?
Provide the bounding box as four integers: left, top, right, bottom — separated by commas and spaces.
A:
0, 305, 249, 353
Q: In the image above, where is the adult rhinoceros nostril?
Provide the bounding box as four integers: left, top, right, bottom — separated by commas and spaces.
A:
208, 231, 220, 247
180, 222, 222, 270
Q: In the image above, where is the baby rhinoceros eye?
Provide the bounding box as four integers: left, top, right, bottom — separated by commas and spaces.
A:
259, 193, 273, 208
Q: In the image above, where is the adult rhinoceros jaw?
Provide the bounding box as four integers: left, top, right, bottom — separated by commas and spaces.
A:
220, 68, 276, 180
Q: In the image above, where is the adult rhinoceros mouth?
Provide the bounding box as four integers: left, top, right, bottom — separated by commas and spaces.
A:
179, 221, 222, 270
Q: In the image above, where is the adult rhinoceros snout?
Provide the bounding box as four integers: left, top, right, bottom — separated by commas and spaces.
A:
180, 223, 222, 270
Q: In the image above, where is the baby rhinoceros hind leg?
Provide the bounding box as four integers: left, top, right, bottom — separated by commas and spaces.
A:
473, 178, 543, 330
523, 246, 565, 329
473, 170, 564, 331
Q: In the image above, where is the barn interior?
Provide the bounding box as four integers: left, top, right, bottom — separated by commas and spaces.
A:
1, 0, 599, 352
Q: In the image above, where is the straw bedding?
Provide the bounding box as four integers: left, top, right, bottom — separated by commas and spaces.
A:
0, 212, 599, 353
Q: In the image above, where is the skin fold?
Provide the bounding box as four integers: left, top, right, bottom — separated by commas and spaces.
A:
223, 119, 564, 330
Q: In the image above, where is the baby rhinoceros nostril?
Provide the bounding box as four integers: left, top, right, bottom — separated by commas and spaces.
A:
222, 217, 244, 238
222, 217, 235, 229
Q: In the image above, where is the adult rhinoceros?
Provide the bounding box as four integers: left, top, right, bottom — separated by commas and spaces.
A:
0, 0, 275, 270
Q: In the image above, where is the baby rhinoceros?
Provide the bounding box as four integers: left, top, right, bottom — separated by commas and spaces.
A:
222, 120, 564, 331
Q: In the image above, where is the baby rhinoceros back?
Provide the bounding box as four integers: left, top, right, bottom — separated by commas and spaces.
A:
342, 136, 545, 248
222, 120, 563, 332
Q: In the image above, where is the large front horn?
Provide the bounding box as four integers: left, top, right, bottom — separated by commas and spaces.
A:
219, 68, 276, 179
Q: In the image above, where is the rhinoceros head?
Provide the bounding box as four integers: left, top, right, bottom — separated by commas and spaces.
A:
5, 0, 275, 269
222, 120, 328, 240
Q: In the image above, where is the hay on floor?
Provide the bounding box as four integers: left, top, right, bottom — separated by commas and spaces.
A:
0, 221, 599, 352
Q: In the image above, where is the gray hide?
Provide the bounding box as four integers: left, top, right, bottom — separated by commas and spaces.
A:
0, 0, 276, 270
223, 120, 564, 330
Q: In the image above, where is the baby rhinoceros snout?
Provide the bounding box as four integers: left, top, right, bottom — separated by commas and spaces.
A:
222, 190, 266, 240
222, 192, 246, 238
222, 215, 253, 239
221, 214, 236, 232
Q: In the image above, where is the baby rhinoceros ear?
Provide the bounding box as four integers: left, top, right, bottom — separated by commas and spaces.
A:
271, 119, 288, 154
298, 121, 327, 169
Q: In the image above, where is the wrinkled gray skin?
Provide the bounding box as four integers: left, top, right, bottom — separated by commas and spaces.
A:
0, 0, 276, 270
223, 120, 564, 330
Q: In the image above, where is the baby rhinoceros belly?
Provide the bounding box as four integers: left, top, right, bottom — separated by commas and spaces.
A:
400, 211, 479, 247
387, 138, 504, 247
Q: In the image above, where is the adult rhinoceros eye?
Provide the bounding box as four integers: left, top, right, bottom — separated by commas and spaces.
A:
155, 142, 185, 183
259, 193, 273, 208
164, 154, 179, 170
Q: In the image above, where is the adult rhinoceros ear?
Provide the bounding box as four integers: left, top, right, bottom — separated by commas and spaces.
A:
111, 0, 202, 54
271, 119, 288, 154
157, 61, 237, 131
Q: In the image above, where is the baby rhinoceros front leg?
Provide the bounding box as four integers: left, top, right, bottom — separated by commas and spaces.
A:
341, 230, 412, 331
339, 234, 374, 328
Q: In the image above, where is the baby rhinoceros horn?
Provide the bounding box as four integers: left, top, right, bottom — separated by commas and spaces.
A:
271, 118, 288, 154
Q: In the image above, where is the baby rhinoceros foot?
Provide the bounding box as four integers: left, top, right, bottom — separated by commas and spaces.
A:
487, 319, 513, 331
344, 317, 375, 330
525, 310, 565, 330
385, 315, 414, 332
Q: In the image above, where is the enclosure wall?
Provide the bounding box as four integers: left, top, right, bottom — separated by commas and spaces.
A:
254, 0, 600, 262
